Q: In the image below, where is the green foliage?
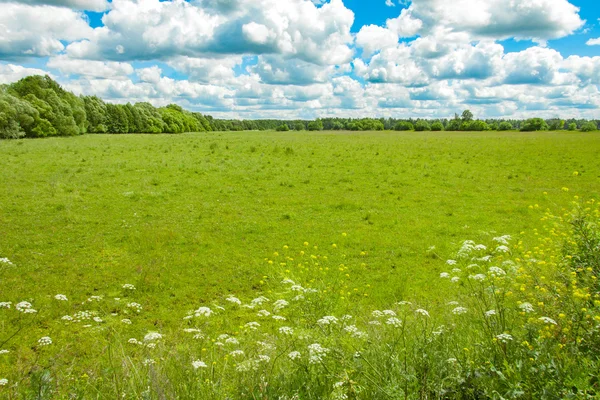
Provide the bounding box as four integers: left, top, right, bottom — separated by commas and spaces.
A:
464, 120, 490, 131
414, 120, 431, 131
580, 121, 598, 132
498, 121, 514, 131
430, 121, 444, 131
548, 118, 565, 130
293, 122, 305, 131
276, 124, 290, 132
307, 119, 323, 131
568, 123, 578, 131
394, 121, 414, 131
521, 118, 549, 132
461, 109, 474, 122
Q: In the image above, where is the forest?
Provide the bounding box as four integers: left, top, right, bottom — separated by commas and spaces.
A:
1, 75, 598, 139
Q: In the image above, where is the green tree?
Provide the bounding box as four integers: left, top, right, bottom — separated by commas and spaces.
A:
394, 121, 414, 131
276, 124, 290, 131
431, 121, 444, 131
498, 121, 513, 131
580, 121, 597, 132
520, 118, 549, 132
461, 109, 474, 122
307, 120, 323, 131
414, 120, 431, 131
568, 123, 577, 131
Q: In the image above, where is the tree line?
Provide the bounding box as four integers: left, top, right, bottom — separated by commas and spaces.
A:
1, 75, 598, 139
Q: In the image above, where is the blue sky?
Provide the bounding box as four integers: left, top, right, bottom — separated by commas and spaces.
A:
1, 0, 599, 119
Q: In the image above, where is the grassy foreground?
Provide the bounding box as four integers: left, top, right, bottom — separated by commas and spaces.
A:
0, 130, 599, 398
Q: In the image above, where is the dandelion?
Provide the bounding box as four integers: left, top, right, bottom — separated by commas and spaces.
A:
122, 284, 136, 290
0, 379, 7, 386
496, 333, 513, 343
279, 326, 294, 335
485, 310, 497, 317
452, 307, 468, 315
317, 316, 339, 326
308, 343, 329, 364
54, 294, 68, 301
38, 336, 52, 346
144, 332, 163, 342
415, 309, 430, 317
386, 317, 402, 327
519, 303, 535, 313
245, 321, 260, 330
194, 307, 212, 317
440, 272, 450, 278
0, 302, 12, 309
539, 317, 558, 325
192, 360, 207, 369
226, 296, 241, 305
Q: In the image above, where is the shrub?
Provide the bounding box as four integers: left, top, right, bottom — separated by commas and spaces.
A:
414, 120, 431, 131
430, 121, 444, 131
580, 121, 598, 132
307, 120, 323, 131
276, 124, 290, 132
498, 121, 513, 131
568, 123, 577, 131
520, 118, 549, 132
394, 121, 414, 131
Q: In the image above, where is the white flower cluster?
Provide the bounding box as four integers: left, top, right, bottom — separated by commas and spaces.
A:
485, 310, 497, 317
386, 317, 402, 327
144, 332, 163, 342
257, 309, 271, 317
288, 351, 301, 360
539, 317, 557, 325
0, 302, 12, 309
127, 302, 143, 313
317, 316, 339, 326
452, 307, 468, 315
245, 321, 260, 330
495, 333, 513, 343
192, 360, 207, 369
0, 350, 9, 355
226, 296, 241, 305
251, 296, 269, 306
469, 274, 486, 282
121, 318, 132, 324
488, 266, 506, 276
279, 326, 294, 335
519, 302, 535, 313
38, 336, 52, 346
415, 309, 430, 317
343, 325, 367, 339
495, 245, 510, 253
54, 294, 68, 301
0, 257, 13, 265
229, 350, 244, 357
272, 315, 286, 321
273, 299, 289, 312
16, 301, 36, 313
87, 296, 103, 302
122, 284, 136, 290
0, 378, 7, 386
493, 235, 512, 245
308, 343, 330, 364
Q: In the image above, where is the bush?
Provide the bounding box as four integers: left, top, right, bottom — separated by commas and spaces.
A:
498, 121, 513, 131
568, 123, 577, 131
465, 120, 489, 131
520, 118, 549, 132
430, 121, 444, 131
580, 122, 597, 132
307, 120, 323, 131
414, 120, 431, 131
276, 124, 290, 132
394, 121, 414, 131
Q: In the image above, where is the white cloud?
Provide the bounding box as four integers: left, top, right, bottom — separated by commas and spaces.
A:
386, 8, 423, 38
385, 0, 394, 6
47, 55, 134, 79
0, 3, 92, 58
0, 0, 109, 11
0, 64, 52, 84
167, 56, 242, 83
587, 37, 600, 46
356, 25, 399, 58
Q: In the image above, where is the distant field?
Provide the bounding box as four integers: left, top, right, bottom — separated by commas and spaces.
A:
1, 130, 598, 311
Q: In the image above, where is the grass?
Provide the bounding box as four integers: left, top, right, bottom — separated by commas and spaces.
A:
1, 130, 600, 397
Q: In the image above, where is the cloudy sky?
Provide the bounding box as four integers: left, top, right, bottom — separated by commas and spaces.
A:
1, 0, 599, 119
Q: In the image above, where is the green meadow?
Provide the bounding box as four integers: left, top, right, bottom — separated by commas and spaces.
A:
1, 130, 600, 398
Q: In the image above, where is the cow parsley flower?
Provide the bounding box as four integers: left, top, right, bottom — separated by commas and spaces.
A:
0, 378, 7, 386
469, 274, 486, 282
383, 310, 396, 316
226, 296, 241, 305
121, 318, 132, 324
368, 320, 381, 325
539, 317, 557, 325
452, 307, 468, 315
144, 332, 163, 342
128, 338, 142, 345
485, 310, 496, 317
229, 350, 244, 357
194, 307, 212, 317
192, 360, 207, 369
290, 285, 305, 292
288, 351, 301, 360
496, 245, 510, 253
38, 336, 52, 346
0, 350, 9, 355
225, 337, 239, 345
451, 277, 460, 283
279, 326, 294, 335
272, 315, 287, 321
519, 303, 534, 313
397, 301, 412, 306
446, 260, 457, 265
415, 309, 430, 317
257, 355, 271, 363
0, 257, 13, 265
371, 310, 384, 318
493, 235, 511, 245
281, 279, 295, 285
308, 343, 329, 364
54, 294, 68, 301
488, 266, 506, 276
440, 272, 450, 278
251, 296, 269, 305
143, 359, 155, 366
127, 302, 143, 313
122, 284, 136, 290
317, 316, 339, 326
495, 333, 513, 343
386, 317, 402, 327
273, 299, 289, 311
0, 302, 11, 309
15, 301, 35, 313
245, 321, 260, 330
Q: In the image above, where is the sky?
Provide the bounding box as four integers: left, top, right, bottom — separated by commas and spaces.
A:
0, 0, 599, 120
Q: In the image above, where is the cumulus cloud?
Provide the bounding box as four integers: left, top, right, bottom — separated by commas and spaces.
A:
64, 0, 354, 65
0, 64, 52, 84
356, 25, 399, 58
0, 0, 109, 11
0, 3, 92, 59
47, 55, 134, 79
587, 37, 600, 45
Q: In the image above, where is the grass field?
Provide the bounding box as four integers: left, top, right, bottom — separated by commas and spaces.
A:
1, 130, 600, 397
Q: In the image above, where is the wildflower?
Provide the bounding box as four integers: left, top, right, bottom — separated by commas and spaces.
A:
245, 321, 261, 330
452, 268, 461, 273
0, 379, 7, 386
226, 296, 241, 305
144, 332, 163, 342
371, 310, 384, 318
519, 303, 535, 313
38, 336, 52, 346
54, 294, 68, 301
87, 295, 103, 302
273, 299, 289, 311
451, 277, 460, 283
194, 307, 212, 317
474, 244, 487, 251
539, 317, 558, 325
341, 314, 353, 321
0, 302, 12, 309
397, 301, 412, 306
485, 310, 497, 317
368, 320, 382, 325
93, 317, 103, 323
257, 355, 271, 363
281, 279, 295, 285
469, 274, 486, 282
272, 315, 287, 321
61, 315, 73, 321
495, 333, 513, 343
143, 359, 155, 366
127, 302, 143, 313
496, 245, 510, 253
344, 325, 367, 338
122, 284, 136, 290
0, 350, 8, 355
308, 343, 330, 364
415, 309, 430, 317
317, 316, 339, 326
452, 307, 468, 315
383, 310, 396, 316
251, 296, 269, 305
192, 360, 207, 369
447, 301, 459, 306
446, 260, 457, 265
15, 301, 36, 313
279, 326, 294, 335
386, 317, 402, 327
257, 341, 275, 350
440, 272, 450, 278
225, 337, 239, 345
229, 350, 244, 357
493, 235, 511, 245
447, 358, 458, 364
488, 266, 506, 276
0, 257, 13, 265
128, 338, 142, 345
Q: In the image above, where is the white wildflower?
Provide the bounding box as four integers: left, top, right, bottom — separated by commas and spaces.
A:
415, 309, 430, 317
495, 333, 513, 343
383, 310, 396, 316
343, 325, 367, 338
451, 277, 460, 283
193, 307, 212, 317
54, 294, 68, 301
386, 317, 402, 327
452, 268, 461, 273
452, 307, 468, 315
128, 338, 142, 345
292, 294, 305, 301
126, 302, 143, 312
229, 350, 244, 357
15, 301, 35, 313
290, 285, 305, 292
38, 336, 52, 346
485, 310, 497, 317
488, 266, 506, 276
225, 337, 239, 345
61, 315, 73, 321
273, 299, 289, 311
226, 296, 241, 305
397, 301, 412, 306
257, 355, 271, 363
539, 317, 557, 325
192, 360, 207, 369
446, 260, 457, 265
0, 378, 7, 386
308, 343, 329, 364
0, 350, 9, 355
279, 326, 294, 335
368, 320, 382, 325
93, 317, 103, 323
474, 244, 487, 251
272, 315, 287, 321
496, 245, 510, 253
0, 302, 11, 309
317, 316, 339, 326
469, 274, 486, 282
371, 310, 384, 318
341, 315, 353, 321
121, 318, 132, 324
493, 235, 511, 245
0, 257, 13, 265
447, 358, 457, 364
251, 296, 269, 305
281, 279, 295, 285
519, 303, 534, 313
144, 332, 163, 342
257, 310, 271, 317
143, 359, 155, 366
245, 322, 261, 330
122, 284, 136, 290
288, 351, 301, 360
87, 295, 103, 302
440, 272, 450, 278
146, 343, 156, 349
447, 301, 459, 306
